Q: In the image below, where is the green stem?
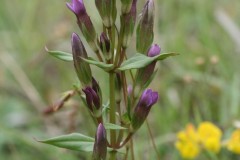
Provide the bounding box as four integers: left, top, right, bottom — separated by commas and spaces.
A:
130, 138, 135, 160
109, 72, 116, 146
107, 26, 115, 63
109, 150, 117, 160
146, 119, 161, 160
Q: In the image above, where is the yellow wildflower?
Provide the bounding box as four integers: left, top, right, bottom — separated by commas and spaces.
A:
197, 122, 222, 153
175, 124, 200, 159
227, 129, 240, 154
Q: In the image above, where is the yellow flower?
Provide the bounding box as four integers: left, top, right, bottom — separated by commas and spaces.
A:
227, 129, 240, 154
175, 124, 200, 159
197, 122, 222, 153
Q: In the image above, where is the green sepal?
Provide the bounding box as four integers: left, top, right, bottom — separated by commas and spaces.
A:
37, 133, 94, 152
104, 123, 127, 130
46, 47, 73, 61
118, 52, 178, 71
121, 112, 131, 125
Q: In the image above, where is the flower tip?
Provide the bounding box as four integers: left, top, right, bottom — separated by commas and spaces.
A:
71, 32, 80, 44
151, 91, 159, 104
96, 123, 106, 143
148, 44, 161, 57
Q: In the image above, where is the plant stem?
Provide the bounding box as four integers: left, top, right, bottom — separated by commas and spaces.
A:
109, 150, 117, 160
146, 119, 161, 160
130, 138, 135, 160
109, 72, 116, 146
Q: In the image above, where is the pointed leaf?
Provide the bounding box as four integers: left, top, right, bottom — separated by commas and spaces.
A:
46, 47, 73, 61
118, 53, 152, 71
81, 57, 114, 71
38, 133, 94, 152
118, 52, 178, 71
104, 123, 127, 130
155, 52, 179, 60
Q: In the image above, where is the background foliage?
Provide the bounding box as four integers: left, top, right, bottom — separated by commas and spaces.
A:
0, 0, 240, 159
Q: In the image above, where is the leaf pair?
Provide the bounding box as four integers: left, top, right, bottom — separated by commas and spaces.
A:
47, 48, 178, 71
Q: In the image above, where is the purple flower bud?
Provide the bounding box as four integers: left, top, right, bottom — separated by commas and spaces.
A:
121, 0, 137, 47
66, 0, 85, 16
131, 89, 159, 131
147, 44, 161, 57
82, 87, 101, 112
67, 0, 97, 51
92, 77, 101, 94
71, 33, 92, 86
135, 44, 161, 87
136, 0, 155, 54
95, 0, 117, 27
99, 32, 111, 60
93, 123, 107, 160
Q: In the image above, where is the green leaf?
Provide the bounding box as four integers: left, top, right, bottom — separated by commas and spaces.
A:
37, 133, 94, 152
46, 47, 73, 61
155, 52, 179, 60
118, 54, 153, 71
104, 123, 127, 130
118, 52, 178, 71
81, 57, 114, 71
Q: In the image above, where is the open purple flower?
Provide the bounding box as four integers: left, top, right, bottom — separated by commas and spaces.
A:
131, 89, 159, 131
92, 123, 107, 160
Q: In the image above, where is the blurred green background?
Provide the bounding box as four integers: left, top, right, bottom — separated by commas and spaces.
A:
0, 0, 240, 159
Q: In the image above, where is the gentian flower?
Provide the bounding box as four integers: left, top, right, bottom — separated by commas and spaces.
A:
136, 0, 155, 54
92, 123, 107, 160
131, 89, 158, 131
99, 32, 111, 60
71, 33, 92, 86
67, 0, 97, 51
82, 86, 101, 112
135, 44, 161, 88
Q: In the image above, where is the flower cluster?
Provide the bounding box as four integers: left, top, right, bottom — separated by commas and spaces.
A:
175, 122, 222, 159
227, 129, 240, 154
176, 122, 240, 159
41, 0, 178, 159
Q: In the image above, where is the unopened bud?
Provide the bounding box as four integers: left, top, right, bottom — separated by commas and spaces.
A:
95, 0, 117, 27
136, 0, 155, 54
71, 33, 92, 86
67, 0, 98, 51
121, 0, 133, 14
131, 89, 158, 131
93, 123, 107, 160
99, 32, 111, 60
135, 44, 161, 87
82, 87, 101, 112
121, 0, 137, 48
